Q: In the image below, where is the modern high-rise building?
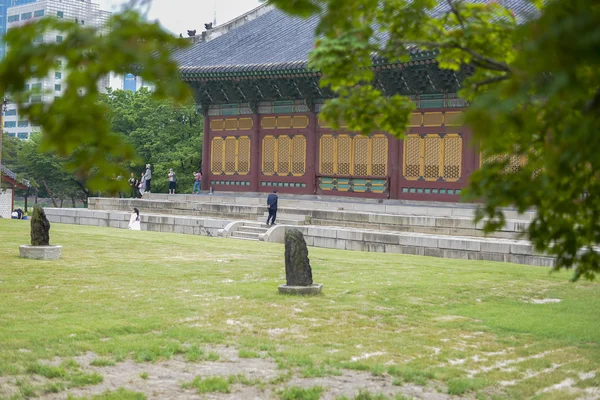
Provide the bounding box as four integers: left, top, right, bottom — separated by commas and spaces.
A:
3, 0, 113, 139
0, 0, 37, 59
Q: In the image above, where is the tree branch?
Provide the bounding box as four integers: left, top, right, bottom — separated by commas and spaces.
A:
394, 39, 512, 73
472, 73, 511, 90
446, 0, 466, 29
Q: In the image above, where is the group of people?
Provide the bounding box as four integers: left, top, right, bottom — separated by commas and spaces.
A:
128, 164, 153, 198
126, 165, 203, 198
11, 208, 27, 220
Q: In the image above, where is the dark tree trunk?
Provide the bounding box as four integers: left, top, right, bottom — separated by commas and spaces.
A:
42, 178, 58, 208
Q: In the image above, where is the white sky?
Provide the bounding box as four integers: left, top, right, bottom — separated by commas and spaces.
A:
95, 0, 262, 35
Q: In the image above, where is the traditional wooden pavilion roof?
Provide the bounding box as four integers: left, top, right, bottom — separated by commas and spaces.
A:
0, 164, 30, 190
175, 0, 538, 107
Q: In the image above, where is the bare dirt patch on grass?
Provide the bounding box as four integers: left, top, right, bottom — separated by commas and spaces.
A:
2, 347, 461, 400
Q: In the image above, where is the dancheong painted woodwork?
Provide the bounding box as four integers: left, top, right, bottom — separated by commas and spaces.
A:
174, 1, 536, 201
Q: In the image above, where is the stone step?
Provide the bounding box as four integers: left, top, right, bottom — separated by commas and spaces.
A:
237, 225, 269, 234
256, 217, 305, 226
261, 212, 310, 222
241, 221, 270, 229
138, 193, 536, 221
231, 231, 261, 240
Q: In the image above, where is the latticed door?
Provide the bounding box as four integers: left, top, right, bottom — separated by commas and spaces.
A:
403, 134, 463, 182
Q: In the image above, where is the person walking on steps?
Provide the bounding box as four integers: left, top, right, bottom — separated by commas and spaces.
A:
193, 169, 202, 194
266, 190, 278, 226
144, 164, 152, 194
128, 208, 141, 230
168, 168, 177, 194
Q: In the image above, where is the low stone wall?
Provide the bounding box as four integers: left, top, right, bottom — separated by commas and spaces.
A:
44, 208, 230, 236
290, 226, 555, 267
44, 208, 554, 267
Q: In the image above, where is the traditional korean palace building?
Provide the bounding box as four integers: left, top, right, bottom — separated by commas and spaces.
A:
174, 1, 535, 202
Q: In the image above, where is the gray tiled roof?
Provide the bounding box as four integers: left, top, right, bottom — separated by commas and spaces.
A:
176, 0, 538, 76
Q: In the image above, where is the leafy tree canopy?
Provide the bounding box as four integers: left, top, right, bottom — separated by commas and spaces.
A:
268, 0, 600, 280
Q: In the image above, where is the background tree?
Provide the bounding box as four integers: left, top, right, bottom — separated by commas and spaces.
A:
99, 89, 203, 194
268, 0, 600, 280
17, 134, 89, 207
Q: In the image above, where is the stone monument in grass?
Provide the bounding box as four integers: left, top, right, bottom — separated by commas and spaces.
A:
19, 205, 62, 260
278, 229, 322, 295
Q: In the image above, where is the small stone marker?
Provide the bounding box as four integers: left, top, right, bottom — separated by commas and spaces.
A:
20, 205, 62, 260
278, 229, 322, 295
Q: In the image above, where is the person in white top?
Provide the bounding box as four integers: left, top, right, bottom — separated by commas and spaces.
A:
128, 208, 141, 230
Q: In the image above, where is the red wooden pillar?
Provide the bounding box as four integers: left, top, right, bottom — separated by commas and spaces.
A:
307, 111, 318, 194
201, 109, 210, 191
389, 134, 400, 199
250, 113, 261, 192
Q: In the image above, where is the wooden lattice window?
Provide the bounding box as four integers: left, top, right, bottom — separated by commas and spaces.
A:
443, 134, 461, 181
263, 135, 276, 175
211, 136, 251, 176
278, 135, 291, 175
353, 136, 369, 176
371, 135, 388, 177
424, 135, 441, 180
224, 137, 237, 174
404, 135, 421, 180
237, 136, 251, 174
320, 134, 388, 177
292, 136, 306, 176
320, 135, 335, 175
404, 134, 462, 181
211, 138, 223, 174
482, 153, 527, 174
337, 135, 352, 175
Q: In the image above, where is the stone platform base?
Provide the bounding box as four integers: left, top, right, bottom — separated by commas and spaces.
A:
278, 283, 323, 295
19, 245, 63, 260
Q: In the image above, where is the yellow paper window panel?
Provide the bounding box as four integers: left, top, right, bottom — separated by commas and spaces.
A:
319, 134, 388, 176
211, 136, 251, 176
403, 134, 463, 181
261, 116, 309, 130
210, 118, 253, 131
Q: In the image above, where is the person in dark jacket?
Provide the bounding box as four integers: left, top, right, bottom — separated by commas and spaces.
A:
266, 190, 278, 226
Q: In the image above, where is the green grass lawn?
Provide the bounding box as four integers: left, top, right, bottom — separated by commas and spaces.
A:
0, 219, 599, 400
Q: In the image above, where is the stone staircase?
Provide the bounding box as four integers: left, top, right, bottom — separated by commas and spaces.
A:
228, 214, 309, 242
231, 222, 269, 241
